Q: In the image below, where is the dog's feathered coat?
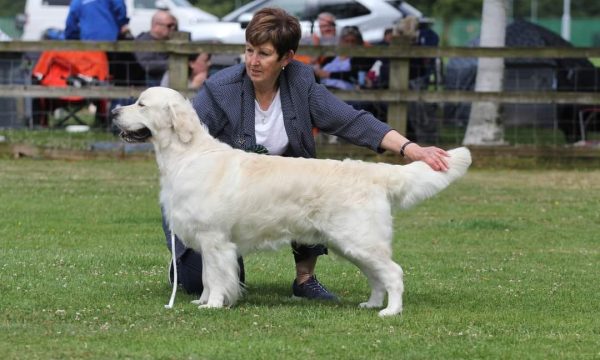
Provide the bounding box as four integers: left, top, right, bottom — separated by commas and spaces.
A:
113, 87, 471, 316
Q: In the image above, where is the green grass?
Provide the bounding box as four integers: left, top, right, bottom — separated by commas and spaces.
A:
0, 128, 118, 151
1, 159, 599, 359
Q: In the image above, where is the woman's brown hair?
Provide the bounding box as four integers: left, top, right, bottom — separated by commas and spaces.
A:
245, 7, 301, 60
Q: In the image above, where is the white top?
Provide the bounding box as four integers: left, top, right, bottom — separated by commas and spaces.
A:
254, 90, 289, 155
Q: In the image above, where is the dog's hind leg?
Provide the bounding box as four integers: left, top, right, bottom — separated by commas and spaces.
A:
375, 260, 404, 317
343, 247, 404, 316
191, 231, 241, 309
330, 224, 404, 315
324, 208, 404, 315
358, 269, 386, 309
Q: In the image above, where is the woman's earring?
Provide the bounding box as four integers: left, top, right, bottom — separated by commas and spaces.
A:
282, 66, 285, 71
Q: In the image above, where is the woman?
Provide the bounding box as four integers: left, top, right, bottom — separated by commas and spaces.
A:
166, 7, 449, 300
161, 52, 212, 90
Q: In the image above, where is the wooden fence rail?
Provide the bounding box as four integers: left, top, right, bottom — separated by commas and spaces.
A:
1, 35, 599, 134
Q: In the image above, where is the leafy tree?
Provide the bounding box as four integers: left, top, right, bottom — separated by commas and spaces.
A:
432, 0, 484, 20
189, 0, 251, 18
0, 0, 26, 17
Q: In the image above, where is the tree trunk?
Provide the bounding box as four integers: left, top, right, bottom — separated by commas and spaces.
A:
463, 0, 508, 146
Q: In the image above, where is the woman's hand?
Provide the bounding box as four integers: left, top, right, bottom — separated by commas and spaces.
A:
380, 130, 449, 172
404, 143, 449, 172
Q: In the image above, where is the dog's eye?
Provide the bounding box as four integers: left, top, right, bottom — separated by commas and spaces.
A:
138, 102, 146, 107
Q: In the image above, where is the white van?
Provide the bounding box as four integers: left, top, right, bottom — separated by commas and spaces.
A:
17, 0, 217, 41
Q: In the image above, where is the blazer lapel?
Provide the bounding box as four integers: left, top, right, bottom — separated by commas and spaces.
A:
279, 70, 307, 157
240, 75, 257, 150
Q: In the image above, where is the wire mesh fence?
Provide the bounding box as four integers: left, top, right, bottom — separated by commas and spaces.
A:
0, 41, 599, 149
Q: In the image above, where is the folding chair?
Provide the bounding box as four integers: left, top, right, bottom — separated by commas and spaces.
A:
578, 107, 600, 142
32, 51, 109, 127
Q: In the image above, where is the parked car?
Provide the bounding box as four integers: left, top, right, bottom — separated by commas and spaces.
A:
187, 0, 423, 44
16, 0, 217, 41
0, 28, 11, 41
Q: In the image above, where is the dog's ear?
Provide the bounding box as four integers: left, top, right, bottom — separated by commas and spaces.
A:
168, 101, 193, 143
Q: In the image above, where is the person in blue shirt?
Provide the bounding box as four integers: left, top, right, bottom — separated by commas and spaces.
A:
64, 0, 130, 41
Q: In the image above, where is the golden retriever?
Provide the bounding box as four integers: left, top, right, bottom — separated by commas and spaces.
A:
112, 87, 471, 316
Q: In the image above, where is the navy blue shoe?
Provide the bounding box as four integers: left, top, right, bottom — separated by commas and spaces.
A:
292, 275, 338, 301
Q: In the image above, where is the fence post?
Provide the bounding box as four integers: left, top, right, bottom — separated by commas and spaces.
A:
386, 38, 410, 136
168, 31, 191, 91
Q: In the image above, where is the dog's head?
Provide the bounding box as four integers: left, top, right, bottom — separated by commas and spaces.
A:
112, 87, 197, 146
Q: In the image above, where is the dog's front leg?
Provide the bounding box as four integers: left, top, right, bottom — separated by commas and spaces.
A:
190, 288, 210, 306
194, 231, 242, 309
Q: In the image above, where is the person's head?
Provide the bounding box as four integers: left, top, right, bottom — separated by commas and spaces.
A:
339, 26, 364, 47
317, 12, 336, 39
244, 8, 300, 86
383, 28, 393, 44
188, 52, 211, 76
150, 10, 178, 40
245, 7, 301, 60
395, 16, 419, 42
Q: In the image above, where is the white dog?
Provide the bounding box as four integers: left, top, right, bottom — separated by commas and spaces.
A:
112, 87, 471, 317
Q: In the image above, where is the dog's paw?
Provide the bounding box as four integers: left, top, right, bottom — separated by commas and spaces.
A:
190, 290, 210, 306
378, 307, 402, 317
190, 299, 206, 305
359, 301, 383, 309
196, 295, 227, 309
198, 303, 225, 309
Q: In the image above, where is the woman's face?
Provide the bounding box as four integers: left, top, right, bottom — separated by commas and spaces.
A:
245, 42, 291, 87
189, 53, 211, 75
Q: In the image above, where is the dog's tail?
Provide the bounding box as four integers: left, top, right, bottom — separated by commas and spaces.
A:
387, 147, 472, 209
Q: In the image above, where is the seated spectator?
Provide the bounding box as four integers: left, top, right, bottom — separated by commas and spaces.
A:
314, 26, 375, 91
135, 10, 178, 86
161, 52, 211, 90
373, 28, 393, 46
312, 12, 338, 47
312, 26, 378, 142
411, 18, 440, 89
296, 12, 339, 65
378, 17, 439, 90
377, 16, 440, 143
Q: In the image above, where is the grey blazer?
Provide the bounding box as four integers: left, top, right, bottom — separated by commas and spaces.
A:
192, 60, 392, 158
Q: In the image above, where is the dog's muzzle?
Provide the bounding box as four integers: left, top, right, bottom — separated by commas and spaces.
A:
118, 127, 152, 143
111, 107, 153, 143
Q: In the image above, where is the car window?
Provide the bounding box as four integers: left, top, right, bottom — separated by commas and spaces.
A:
134, 0, 194, 10
134, 0, 159, 9
45, 0, 71, 5
317, 0, 370, 20
385, 0, 403, 7
170, 0, 194, 8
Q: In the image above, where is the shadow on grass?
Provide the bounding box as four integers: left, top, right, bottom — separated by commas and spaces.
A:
154, 281, 363, 312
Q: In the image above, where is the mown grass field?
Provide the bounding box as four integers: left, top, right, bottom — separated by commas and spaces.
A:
1, 158, 599, 359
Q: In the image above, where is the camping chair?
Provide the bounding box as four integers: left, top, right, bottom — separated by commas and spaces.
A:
32, 51, 109, 127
